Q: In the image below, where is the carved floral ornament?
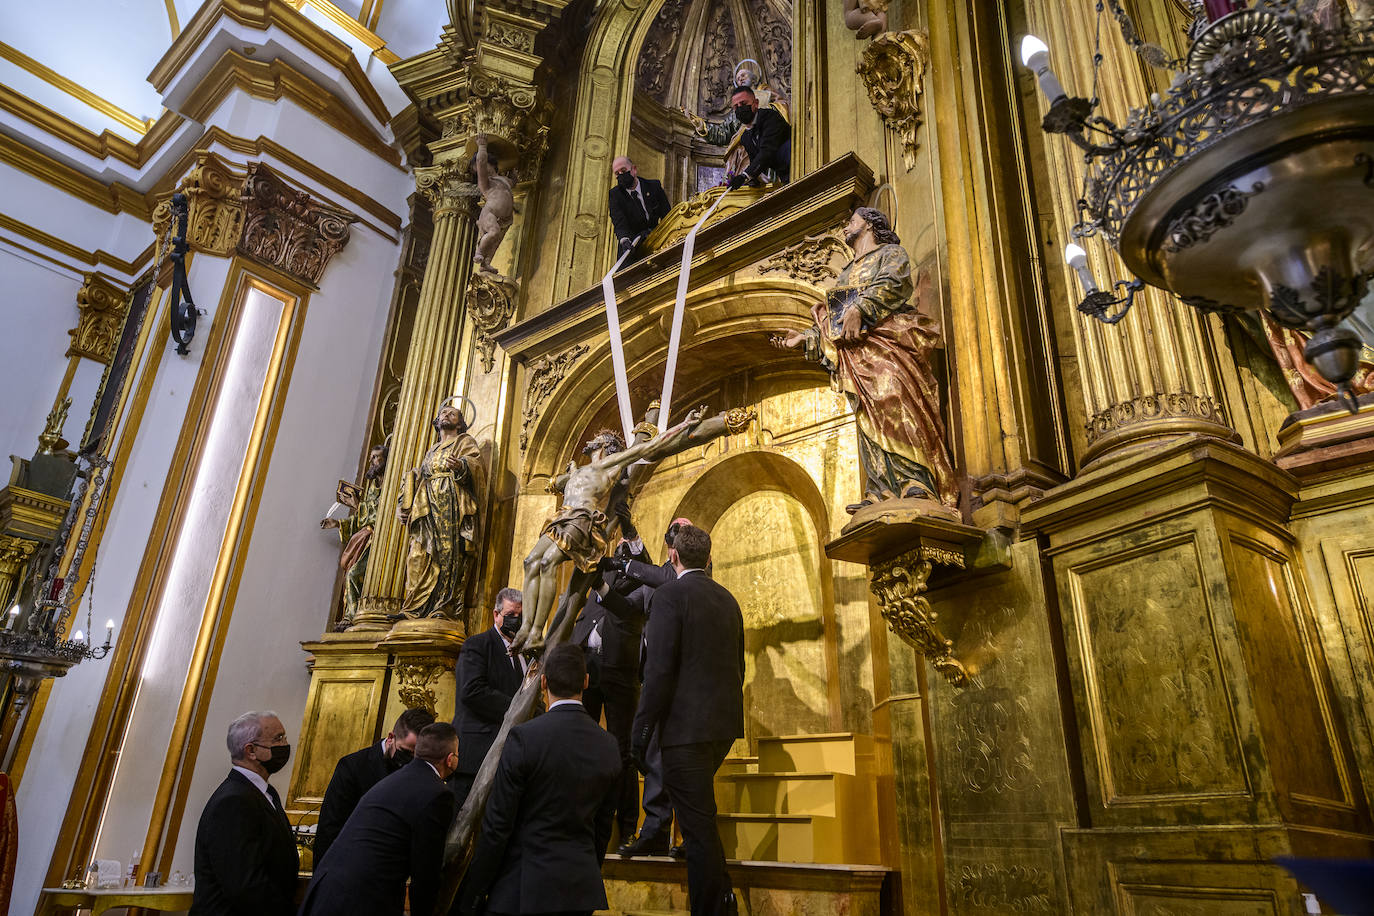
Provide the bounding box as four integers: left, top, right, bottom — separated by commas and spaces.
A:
759, 232, 851, 284
68, 274, 129, 364
394, 657, 451, 715
857, 29, 931, 171
869, 545, 969, 687
520, 343, 590, 451
151, 155, 357, 288
465, 272, 521, 373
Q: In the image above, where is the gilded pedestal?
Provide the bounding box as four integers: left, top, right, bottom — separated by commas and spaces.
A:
1023, 438, 1373, 913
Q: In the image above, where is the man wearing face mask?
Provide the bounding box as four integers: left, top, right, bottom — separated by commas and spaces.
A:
608, 156, 672, 265
452, 587, 526, 809
726, 86, 792, 190
312, 706, 435, 867
190, 711, 299, 916
299, 723, 460, 916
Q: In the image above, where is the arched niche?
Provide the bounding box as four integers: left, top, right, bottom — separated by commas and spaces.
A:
668, 448, 840, 752
520, 276, 826, 485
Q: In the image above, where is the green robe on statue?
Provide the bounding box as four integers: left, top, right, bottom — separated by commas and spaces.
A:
398, 433, 483, 619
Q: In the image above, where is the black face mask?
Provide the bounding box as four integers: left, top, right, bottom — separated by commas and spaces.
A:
616, 171, 635, 190
499, 615, 522, 638
259, 743, 290, 774
734, 104, 755, 125
389, 747, 414, 770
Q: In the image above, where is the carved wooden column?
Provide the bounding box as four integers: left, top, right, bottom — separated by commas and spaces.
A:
352, 163, 478, 631
1024, 0, 1237, 465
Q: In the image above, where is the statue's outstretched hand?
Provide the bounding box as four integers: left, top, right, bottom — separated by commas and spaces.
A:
771, 329, 805, 350
685, 405, 709, 426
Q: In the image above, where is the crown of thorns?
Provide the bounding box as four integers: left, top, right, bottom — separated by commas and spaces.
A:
582, 429, 625, 455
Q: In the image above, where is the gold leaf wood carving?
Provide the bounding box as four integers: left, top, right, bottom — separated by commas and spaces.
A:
857, 29, 930, 171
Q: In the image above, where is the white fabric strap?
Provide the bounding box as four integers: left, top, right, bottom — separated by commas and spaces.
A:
658, 188, 732, 426
600, 239, 642, 442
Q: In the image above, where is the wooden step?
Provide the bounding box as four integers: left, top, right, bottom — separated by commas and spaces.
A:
756, 732, 873, 776
717, 771, 853, 817
717, 812, 843, 864
601, 858, 890, 916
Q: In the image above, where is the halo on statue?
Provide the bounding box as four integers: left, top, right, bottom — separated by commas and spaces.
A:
733, 58, 763, 87
438, 395, 477, 430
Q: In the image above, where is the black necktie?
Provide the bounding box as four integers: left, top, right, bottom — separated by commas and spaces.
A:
512, 652, 522, 679
266, 784, 285, 819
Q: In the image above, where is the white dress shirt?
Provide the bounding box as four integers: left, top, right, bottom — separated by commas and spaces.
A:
231, 765, 276, 807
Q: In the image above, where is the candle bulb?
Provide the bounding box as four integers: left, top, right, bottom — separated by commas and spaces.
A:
6, 605, 17, 630
72, 629, 85, 643
1020, 35, 1067, 103
105, 619, 115, 644
1064, 243, 1099, 293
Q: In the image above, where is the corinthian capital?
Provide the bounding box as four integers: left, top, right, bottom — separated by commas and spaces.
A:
415, 160, 479, 216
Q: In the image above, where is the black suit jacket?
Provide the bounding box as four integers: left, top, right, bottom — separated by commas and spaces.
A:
607, 178, 671, 247
573, 580, 648, 672
459, 703, 622, 915
741, 108, 792, 183
632, 571, 746, 748
454, 626, 524, 776
299, 759, 454, 916
190, 770, 299, 916
313, 741, 390, 866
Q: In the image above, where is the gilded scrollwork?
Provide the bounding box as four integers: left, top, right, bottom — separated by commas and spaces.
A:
67, 274, 128, 364
520, 343, 591, 451
465, 271, 520, 373
759, 233, 850, 284
857, 29, 930, 171
151, 153, 246, 260
238, 163, 357, 286
869, 547, 968, 687
723, 406, 757, 435
394, 657, 450, 715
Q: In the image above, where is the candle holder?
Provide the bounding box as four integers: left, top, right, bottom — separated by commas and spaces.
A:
1024, 0, 1374, 411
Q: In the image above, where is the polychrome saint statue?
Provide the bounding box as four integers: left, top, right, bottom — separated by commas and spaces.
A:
774, 207, 958, 514
397, 399, 485, 621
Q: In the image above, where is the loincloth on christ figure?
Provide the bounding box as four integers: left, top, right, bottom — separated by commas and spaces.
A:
543, 505, 610, 572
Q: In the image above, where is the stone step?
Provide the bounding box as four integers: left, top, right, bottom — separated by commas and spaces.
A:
756, 731, 873, 776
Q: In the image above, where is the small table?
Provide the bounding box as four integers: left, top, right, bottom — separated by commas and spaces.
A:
37, 886, 195, 915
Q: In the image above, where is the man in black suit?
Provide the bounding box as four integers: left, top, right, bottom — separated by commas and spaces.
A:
631, 525, 745, 916
190, 711, 299, 916
608, 156, 672, 265
726, 86, 791, 188
575, 537, 651, 846
298, 723, 459, 916
459, 643, 622, 916
312, 706, 435, 866
453, 587, 526, 808
615, 517, 691, 857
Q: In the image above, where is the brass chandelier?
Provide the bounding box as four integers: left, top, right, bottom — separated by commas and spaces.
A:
1023, 0, 1374, 410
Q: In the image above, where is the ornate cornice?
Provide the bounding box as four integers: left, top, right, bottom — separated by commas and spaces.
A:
238, 162, 358, 286
465, 272, 520, 373
67, 274, 129, 364
520, 342, 589, 451
858, 29, 930, 171
1085, 392, 1229, 444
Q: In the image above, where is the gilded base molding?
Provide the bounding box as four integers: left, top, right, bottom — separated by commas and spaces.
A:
1082, 391, 1236, 465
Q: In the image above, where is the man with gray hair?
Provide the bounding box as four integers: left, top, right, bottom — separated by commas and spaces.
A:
451, 587, 526, 808
190, 711, 298, 916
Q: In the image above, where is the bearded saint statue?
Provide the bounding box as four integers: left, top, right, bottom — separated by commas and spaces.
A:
397, 399, 485, 621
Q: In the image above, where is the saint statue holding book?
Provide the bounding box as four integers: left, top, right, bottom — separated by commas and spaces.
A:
774, 207, 958, 513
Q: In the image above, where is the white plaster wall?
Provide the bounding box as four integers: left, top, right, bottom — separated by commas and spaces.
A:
0, 247, 81, 453
13, 252, 233, 912
172, 217, 399, 873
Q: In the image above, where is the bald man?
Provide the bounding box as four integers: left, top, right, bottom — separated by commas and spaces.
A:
608, 156, 671, 266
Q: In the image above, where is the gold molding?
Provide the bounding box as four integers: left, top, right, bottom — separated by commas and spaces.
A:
181, 49, 402, 168
285, 0, 400, 65
0, 85, 184, 169
0, 40, 151, 135
0, 131, 153, 220
150, 0, 392, 127
164, 0, 182, 38
0, 212, 146, 275
68, 273, 130, 363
